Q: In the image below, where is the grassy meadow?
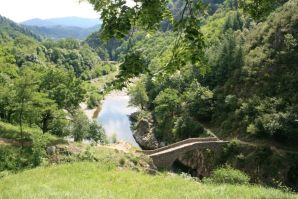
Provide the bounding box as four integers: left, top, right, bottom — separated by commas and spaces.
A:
0, 161, 297, 199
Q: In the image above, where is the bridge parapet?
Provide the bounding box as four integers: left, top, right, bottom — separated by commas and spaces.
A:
145, 139, 229, 169
143, 137, 219, 155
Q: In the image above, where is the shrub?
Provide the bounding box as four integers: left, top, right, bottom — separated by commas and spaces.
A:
87, 121, 107, 144
87, 94, 98, 109
183, 81, 214, 121
204, 165, 250, 185
0, 145, 30, 172
30, 133, 47, 166
174, 116, 205, 140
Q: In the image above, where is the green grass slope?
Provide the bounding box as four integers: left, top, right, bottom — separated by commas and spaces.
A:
0, 162, 296, 199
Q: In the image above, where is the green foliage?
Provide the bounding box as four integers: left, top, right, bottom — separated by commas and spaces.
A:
42, 39, 100, 77
0, 145, 25, 171
25, 25, 99, 40
87, 94, 99, 109
182, 80, 214, 121
153, 88, 181, 141
85, 32, 123, 60
69, 110, 90, 142
0, 121, 64, 145
239, 0, 287, 20
128, 79, 149, 109
68, 111, 108, 143
30, 133, 47, 166
174, 116, 205, 139
87, 121, 107, 144
88, 0, 208, 77
205, 165, 250, 185
0, 16, 115, 141
235, 97, 292, 139
40, 67, 86, 112
88, 0, 170, 40
205, 28, 243, 87
112, 51, 148, 89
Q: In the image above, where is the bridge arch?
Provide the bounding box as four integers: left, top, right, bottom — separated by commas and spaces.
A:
143, 137, 228, 169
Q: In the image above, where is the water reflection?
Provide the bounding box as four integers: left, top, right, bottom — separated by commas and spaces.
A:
97, 93, 139, 147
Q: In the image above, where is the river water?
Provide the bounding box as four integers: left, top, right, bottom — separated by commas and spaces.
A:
97, 92, 139, 147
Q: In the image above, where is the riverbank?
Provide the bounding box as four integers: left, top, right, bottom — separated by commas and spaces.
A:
80, 102, 98, 120
80, 90, 128, 120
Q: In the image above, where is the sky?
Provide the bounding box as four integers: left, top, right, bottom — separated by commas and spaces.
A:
0, 0, 100, 22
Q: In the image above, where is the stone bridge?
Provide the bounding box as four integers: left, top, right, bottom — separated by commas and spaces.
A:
143, 137, 229, 169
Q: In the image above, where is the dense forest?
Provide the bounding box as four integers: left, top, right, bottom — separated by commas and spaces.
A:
86, 0, 298, 189
0, 0, 297, 197
86, 0, 297, 145
0, 15, 111, 168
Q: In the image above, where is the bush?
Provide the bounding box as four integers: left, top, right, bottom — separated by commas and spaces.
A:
0, 145, 31, 172
87, 94, 98, 109
87, 121, 107, 144
30, 133, 47, 166
204, 165, 250, 185
183, 81, 214, 121
174, 116, 205, 140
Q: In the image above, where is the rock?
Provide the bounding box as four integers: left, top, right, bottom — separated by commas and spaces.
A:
160, 142, 166, 147
131, 112, 159, 150
46, 146, 56, 155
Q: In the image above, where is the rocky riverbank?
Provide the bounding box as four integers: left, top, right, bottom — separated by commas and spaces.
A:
129, 112, 160, 150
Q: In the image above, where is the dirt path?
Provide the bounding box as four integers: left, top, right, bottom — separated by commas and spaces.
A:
234, 139, 298, 155
201, 123, 298, 155
0, 138, 31, 146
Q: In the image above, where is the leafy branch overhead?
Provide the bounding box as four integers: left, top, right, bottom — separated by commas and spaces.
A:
86, 0, 289, 87
86, 0, 208, 84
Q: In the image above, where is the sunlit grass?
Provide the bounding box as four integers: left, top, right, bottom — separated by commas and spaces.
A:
0, 121, 64, 145
0, 162, 296, 199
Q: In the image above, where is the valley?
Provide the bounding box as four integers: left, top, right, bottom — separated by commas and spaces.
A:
0, 0, 297, 198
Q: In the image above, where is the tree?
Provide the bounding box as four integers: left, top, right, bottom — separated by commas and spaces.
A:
40, 68, 86, 113
12, 68, 44, 144
69, 110, 90, 142
239, 0, 287, 20
174, 116, 205, 139
153, 88, 180, 141
128, 79, 149, 109
205, 29, 243, 88
87, 121, 107, 144
182, 80, 214, 121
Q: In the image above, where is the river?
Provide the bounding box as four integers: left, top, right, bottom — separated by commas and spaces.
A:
96, 92, 140, 147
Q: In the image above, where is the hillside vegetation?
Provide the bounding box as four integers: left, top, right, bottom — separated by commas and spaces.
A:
85, 0, 298, 190
0, 157, 296, 199
0, 0, 297, 197
0, 15, 111, 171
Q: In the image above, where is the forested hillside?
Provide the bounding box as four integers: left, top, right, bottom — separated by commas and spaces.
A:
24, 25, 100, 40
0, 15, 110, 170
21, 17, 102, 40
0, 0, 297, 196
88, 0, 297, 146
85, 0, 298, 190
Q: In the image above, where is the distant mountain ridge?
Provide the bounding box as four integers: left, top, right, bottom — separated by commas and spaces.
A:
24, 25, 101, 40
21, 16, 101, 29
0, 15, 41, 41
20, 17, 102, 40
